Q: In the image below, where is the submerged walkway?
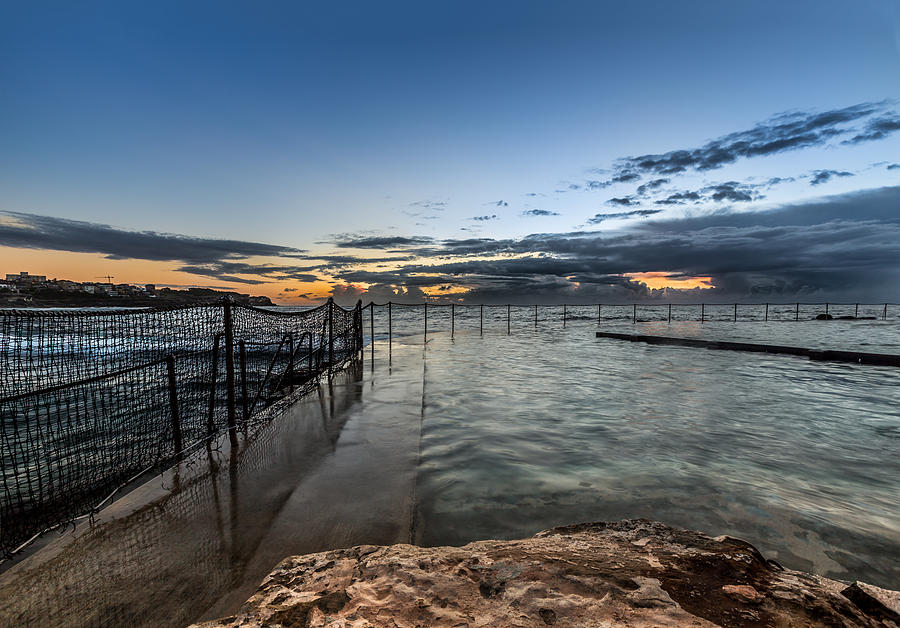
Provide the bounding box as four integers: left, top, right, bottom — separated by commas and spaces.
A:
596, 331, 900, 366
0, 340, 425, 628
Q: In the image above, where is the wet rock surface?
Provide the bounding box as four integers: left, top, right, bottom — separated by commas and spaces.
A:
192, 519, 899, 627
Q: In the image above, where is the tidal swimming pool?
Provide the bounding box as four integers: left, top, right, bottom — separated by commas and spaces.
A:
406, 321, 900, 589
2, 317, 898, 627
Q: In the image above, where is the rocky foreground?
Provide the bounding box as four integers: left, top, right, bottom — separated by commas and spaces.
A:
193, 519, 899, 627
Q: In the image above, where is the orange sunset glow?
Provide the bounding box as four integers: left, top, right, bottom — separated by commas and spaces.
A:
624, 272, 714, 291
0, 247, 331, 304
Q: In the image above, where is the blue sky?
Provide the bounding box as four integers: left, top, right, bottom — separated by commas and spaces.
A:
1, 0, 899, 302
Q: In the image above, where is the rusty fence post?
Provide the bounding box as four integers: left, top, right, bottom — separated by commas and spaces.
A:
452, 303, 455, 338
563, 304, 567, 328
507, 304, 511, 335
166, 354, 183, 456
369, 302, 375, 361
884, 303, 888, 320
795, 302, 799, 321
424, 301, 428, 342
825, 303, 829, 318
287, 334, 294, 393
206, 334, 220, 436
328, 297, 334, 372
632, 303, 636, 324
855, 303, 859, 318
388, 301, 392, 358
668, 303, 672, 323
223, 298, 237, 434
239, 339, 249, 424
480, 304, 483, 336
734, 303, 737, 322
765, 303, 768, 322
598, 304, 601, 326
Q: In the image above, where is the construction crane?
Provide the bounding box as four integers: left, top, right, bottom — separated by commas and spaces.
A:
97, 275, 115, 284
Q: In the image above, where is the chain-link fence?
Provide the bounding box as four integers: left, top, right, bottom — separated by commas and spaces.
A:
0, 298, 362, 556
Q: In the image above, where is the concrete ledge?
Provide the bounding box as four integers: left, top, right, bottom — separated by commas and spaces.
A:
596, 332, 900, 367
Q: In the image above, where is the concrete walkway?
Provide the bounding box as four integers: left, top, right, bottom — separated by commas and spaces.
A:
0, 339, 425, 628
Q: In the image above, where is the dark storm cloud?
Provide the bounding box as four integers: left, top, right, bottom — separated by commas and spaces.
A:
176, 261, 320, 283
612, 101, 894, 177
606, 197, 635, 206
587, 209, 663, 224
612, 171, 641, 183
0, 211, 304, 262
585, 180, 611, 190
652, 181, 764, 205
704, 181, 764, 202
329, 282, 429, 305
887, 164, 900, 170
809, 169, 854, 186
333, 235, 435, 248
329, 186, 900, 302
635, 178, 670, 195
655, 190, 703, 205
286, 253, 413, 265
522, 209, 560, 217
842, 113, 900, 144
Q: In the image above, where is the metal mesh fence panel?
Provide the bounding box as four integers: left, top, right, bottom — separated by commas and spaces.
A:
0, 299, 362, 556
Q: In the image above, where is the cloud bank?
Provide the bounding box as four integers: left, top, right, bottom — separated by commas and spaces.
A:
606, 101, 895, 180
330, 186, 900, 303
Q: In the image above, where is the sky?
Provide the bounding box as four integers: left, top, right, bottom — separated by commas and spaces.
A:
1, 0, 899, 304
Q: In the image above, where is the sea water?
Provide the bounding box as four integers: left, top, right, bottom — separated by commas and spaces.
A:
362, 305, 900, 587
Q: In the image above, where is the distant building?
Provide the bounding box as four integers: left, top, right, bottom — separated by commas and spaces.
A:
145, 284, 156, 294
6, 272, 47, 286
51, 279, 80, 292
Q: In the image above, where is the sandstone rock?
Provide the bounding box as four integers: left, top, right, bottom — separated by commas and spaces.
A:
841, 581, 900, 625
721, 584, 764, 605
192, 519, 898, 628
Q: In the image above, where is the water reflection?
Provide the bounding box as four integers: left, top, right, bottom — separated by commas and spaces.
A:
0, 358, 421, 627
414, 327, 900, 590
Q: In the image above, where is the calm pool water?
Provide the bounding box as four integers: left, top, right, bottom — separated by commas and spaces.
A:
373, 312, 900, 588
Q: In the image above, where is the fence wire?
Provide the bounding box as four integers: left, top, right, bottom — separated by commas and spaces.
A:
0, 299, 362, 556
